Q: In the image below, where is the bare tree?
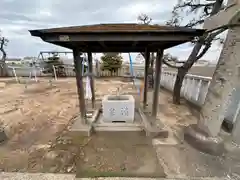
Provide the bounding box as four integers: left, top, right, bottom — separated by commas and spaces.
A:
138, 13, 152, 24
138, 13, 186, 88
138, 13, 154, 66
137, 5, 229, 95
166, 0, 226, 104
138, 14, 155, 88
0, 31, 9, 77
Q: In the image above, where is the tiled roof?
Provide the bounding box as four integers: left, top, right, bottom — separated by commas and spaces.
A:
31, 23, 205, 33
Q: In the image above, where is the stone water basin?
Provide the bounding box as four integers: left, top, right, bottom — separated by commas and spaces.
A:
102, 95, 135, 122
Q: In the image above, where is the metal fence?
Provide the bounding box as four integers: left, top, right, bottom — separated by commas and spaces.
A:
7, 64, 146, 78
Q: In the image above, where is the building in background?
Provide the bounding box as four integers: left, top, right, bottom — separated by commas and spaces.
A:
5, 58, 22, 65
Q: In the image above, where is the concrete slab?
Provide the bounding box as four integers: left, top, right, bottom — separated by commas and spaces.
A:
0, 172, 75, 180
70, 116, 93, 137
78, 178, 227, 180
184, 124, 225, 156
0, 172, 227, 180
92, 111, 143, 132
76, 132, 165, 179
86, 108, 100, 124
155, 141, 240, 178
152, 131, 179, 146
0, 82, 6, 88
138, 107, 168, 138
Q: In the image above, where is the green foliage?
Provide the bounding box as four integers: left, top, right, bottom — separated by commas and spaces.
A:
101, 53, 123, 74
43, 53, 66, 77
163, 53, 178, 62
43, 54, 61, 72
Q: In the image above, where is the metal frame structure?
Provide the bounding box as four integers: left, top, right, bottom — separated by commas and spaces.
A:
37, 51, 72, 60
29, 23, 205, 124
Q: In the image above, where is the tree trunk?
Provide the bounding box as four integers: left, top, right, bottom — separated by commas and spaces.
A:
149, 52, 155, 88
148, 67, 154, 88
173, 67, 187, 104
150, 52, 154, 68
172, 43, 202, 104
0, 61, 8, 77
171, 0, 224, 105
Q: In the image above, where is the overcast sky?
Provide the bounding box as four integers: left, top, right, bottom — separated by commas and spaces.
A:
0, 0, 225, 62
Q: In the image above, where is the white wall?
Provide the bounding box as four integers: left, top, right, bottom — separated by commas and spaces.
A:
160, 71, 211, 106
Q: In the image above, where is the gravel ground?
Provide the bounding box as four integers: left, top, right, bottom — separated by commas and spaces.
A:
0, 172, 228, 180
0, 77, 239, 179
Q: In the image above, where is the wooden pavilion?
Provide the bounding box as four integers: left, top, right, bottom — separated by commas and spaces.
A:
29, 23, 205, 125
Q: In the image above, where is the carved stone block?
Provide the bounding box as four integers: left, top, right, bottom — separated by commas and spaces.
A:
102, 95, 135, 122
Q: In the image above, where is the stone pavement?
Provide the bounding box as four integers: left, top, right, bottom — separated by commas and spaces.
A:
148, 90, 240, 179
154, 137, 240, 178
0, 172, 229, 180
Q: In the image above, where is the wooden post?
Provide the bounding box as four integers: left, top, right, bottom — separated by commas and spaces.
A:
33, 68, 38, 82
143, 48, 150, 109
12, 68, 19, 83
152, 49, 163, 118
87, 51, 95, 108
53, 65, 57, 81
73, 49, 86, 123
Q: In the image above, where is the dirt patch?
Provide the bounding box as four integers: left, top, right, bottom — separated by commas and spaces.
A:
24, 86, 56, 94
76, 132, 165, 178
0, 77, 201, 176
157, 90, 198, 129
26, 131, 88, 173
0, 78, 145, 174
0, 129, 165, 177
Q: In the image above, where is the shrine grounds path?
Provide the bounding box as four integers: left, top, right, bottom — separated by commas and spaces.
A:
0, 77, 239, 179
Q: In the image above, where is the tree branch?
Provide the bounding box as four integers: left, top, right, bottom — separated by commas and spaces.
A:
185, 19, 205, 28
162, 59, 180, 69
196, 27, 226, 60
175, 1, 215, 11
168, 0, 224, 28
174, 1, 215, 17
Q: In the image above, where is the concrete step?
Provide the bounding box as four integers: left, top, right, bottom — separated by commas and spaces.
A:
93, 122, 142, 127
91, 129, 147, 138
93, 125, 143, 132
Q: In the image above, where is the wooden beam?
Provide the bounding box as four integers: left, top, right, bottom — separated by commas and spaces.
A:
87, 51, 95, 108
42, 33, 194, 42
42, 40, 187, 53
99, 41, 107, 49
143, 48, 150, 109
152, 49, 163, 118
73, 49, 86, 123
132, 41, 138, 47
40, 51, 72, 54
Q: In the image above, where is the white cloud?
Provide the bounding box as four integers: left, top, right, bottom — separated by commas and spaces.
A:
0, 0, 224, 63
